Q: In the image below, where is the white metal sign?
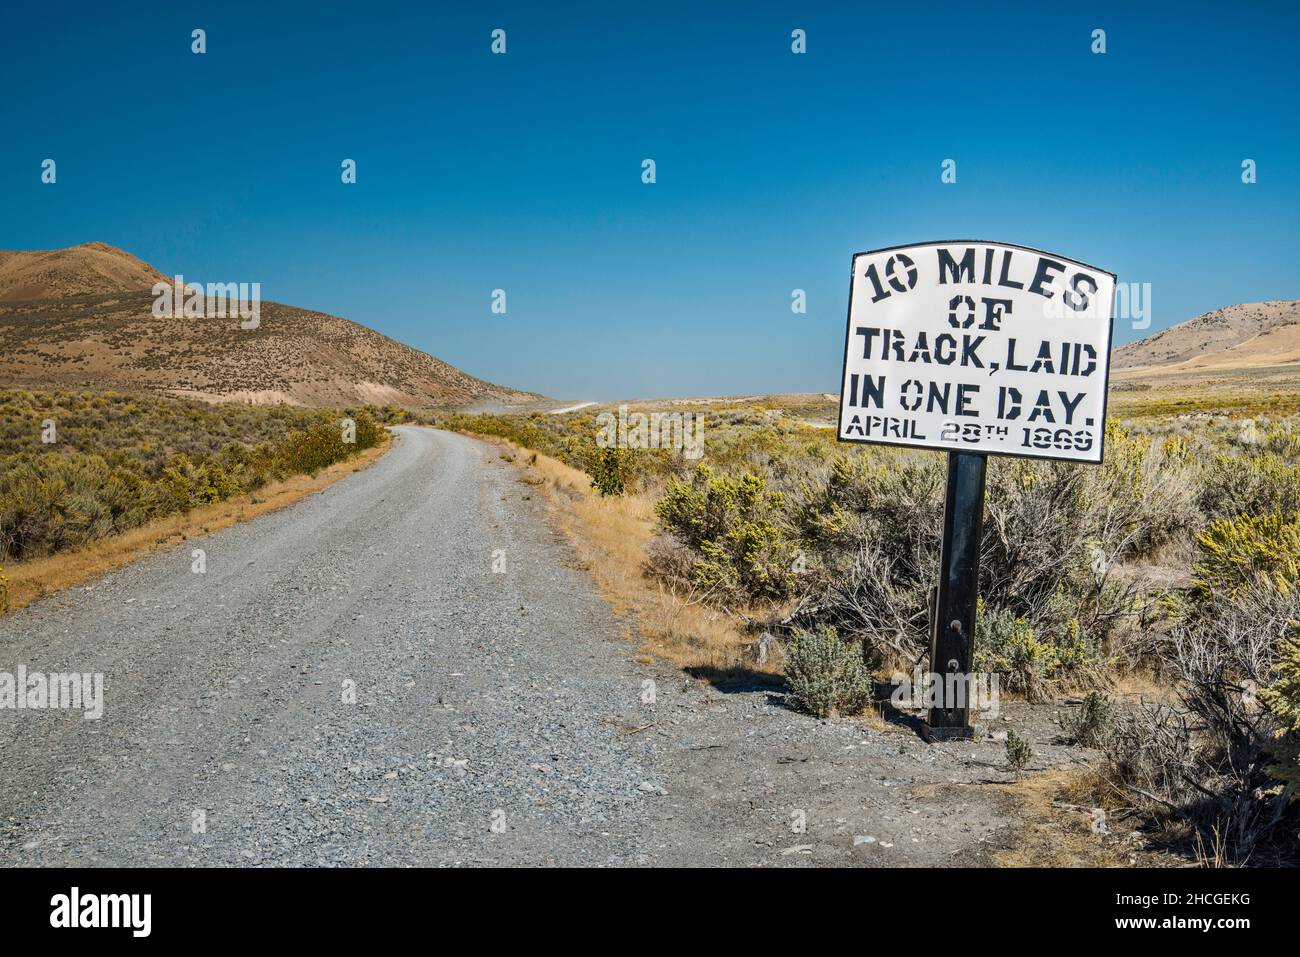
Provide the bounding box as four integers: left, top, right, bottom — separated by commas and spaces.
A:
837, 240, 1116, 463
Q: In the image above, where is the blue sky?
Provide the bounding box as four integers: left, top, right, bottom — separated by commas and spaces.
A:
3, 1, 1297, 400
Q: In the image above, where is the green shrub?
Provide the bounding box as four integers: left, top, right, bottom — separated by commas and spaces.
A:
1065, 691, 1116, 748
795, 453, 942, 569
1199, 451, 1300, 521
1005, 729, 1033, 774
0, 454, 152, 558
656, 465, 797, 602
1192, 512, 1300, 603
975, 602, 1062, 701
783, 624, 870, 719
587, 447, 629, 496
782, 453, 943, 663
1260, 625, 1300, 794
278, 413, 380, 475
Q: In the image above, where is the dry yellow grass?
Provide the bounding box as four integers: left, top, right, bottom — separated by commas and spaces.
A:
475, 435, 763, 674
986, 770, 1117, 867
989, 767, 1167, 867
1, 434, 391, 615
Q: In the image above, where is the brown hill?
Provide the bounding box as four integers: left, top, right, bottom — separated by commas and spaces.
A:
0, 242, 167, 302
1112, 300, 1300, 374
0, 243, 538, 408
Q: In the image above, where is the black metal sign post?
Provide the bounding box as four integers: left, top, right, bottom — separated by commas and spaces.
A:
922, 450, 987, 742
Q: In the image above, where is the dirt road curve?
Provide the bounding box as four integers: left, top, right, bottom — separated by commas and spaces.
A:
0, 427, 1077, 867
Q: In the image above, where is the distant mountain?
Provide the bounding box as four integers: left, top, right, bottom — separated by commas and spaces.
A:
0, 243, 539, 408
1112, 300, 1300, 373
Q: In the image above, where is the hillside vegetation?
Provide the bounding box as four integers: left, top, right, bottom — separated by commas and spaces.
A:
446, 393, 1300, 864
0, 388, 385, 569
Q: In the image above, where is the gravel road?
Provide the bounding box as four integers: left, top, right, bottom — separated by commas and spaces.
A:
1, 427, 678, 865
0, 426, 1109, 867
